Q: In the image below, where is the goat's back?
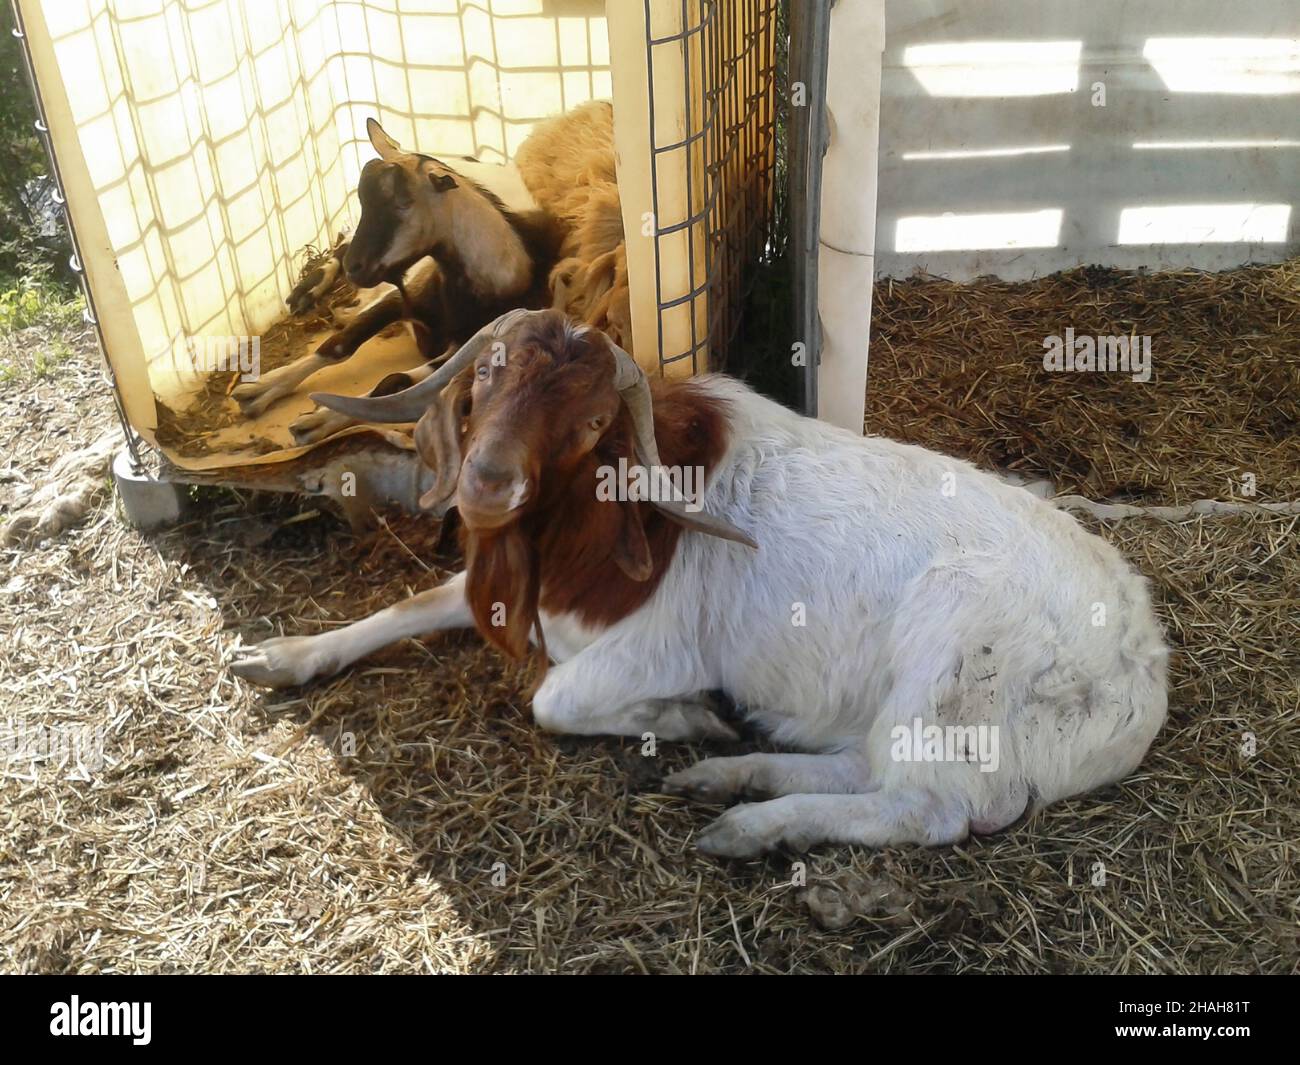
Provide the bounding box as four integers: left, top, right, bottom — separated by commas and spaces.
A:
659, 379, 1167, 799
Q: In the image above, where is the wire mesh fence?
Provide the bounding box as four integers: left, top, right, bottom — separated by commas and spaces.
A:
642, 0, 780, 376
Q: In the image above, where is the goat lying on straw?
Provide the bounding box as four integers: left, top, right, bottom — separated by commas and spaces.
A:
232, 308, 1167, 858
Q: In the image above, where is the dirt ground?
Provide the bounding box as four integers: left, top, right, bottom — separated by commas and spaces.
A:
1, 269, 1296, 973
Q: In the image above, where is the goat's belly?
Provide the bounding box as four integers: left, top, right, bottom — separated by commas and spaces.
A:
538, 610, 602, 663
721, 632, 891, 752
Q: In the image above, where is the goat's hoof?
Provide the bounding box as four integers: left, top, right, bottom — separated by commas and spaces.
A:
688, 711, 740, 744
230, 636, 332, 688
314, 335, 355, 362
287, 283, 322, 316
655, 701, 740, 743
290, 407, 352, 445
232, 380, 284, 418
695, 804, 784, 859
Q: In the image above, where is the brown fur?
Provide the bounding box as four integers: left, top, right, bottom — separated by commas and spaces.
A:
533, 378, 729, 627
515, 101, 618, 224
516, 101, 637, 361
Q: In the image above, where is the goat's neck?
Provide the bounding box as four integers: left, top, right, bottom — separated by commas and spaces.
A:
532, 381, 731, 629
442, 187, 533, 299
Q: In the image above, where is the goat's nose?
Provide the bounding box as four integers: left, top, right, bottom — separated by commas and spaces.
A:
459, 449, 530, 523
467, 454, 514, 489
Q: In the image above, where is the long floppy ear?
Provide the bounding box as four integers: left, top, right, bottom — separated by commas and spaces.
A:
412, 371, 472, 516
367, 117, 405, 162
611, 499, 653, 582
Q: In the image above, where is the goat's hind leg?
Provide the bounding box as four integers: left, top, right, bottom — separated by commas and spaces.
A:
231, 572, 470, 688
695, 788, 972, 858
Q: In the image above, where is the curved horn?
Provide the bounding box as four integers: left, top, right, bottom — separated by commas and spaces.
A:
310, 308, 531, 423
609, 342, 758, 550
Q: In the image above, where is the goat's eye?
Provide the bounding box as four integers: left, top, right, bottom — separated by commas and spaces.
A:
475, 365, 489, 381
589, 415, 607, 432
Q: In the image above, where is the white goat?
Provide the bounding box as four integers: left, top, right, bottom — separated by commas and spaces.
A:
232, 310, 1167, 857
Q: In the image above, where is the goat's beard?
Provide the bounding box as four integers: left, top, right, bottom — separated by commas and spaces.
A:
464, 525, 542, 662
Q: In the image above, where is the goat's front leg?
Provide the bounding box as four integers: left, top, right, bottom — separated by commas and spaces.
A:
290, 352, 446, 445
663, 751, 872, 803
233, 291, 406, 418
531, 646, 734, 742
319, 258, 439, 365
231, 572, 470, 688
315, 287, 405, 361
535, 694, 738, 742
287, 240, 348, 314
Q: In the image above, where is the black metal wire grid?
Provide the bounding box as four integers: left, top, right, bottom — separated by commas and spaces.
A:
643, 0, 778, 375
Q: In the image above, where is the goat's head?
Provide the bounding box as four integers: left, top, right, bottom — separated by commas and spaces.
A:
343, 118, 462, 288
310, 309, 756, 656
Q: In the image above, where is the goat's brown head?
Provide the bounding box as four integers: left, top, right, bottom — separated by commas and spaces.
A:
310, 309, 756, 658
343, 118, 462, 288
442, 314, 628, 533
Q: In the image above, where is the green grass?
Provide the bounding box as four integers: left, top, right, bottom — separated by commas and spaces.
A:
0, 277, 82, 333
0, 278, 85, 386
30, 336, 74, 378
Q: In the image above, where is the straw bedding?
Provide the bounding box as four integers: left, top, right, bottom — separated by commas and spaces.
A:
868, 262, 1300, 504
1, 262, 1295, 973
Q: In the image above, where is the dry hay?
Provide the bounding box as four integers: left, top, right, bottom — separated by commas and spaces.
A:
868, 260, 1300, 505
1, 263, 1297, 973
2, 503, 1294, 973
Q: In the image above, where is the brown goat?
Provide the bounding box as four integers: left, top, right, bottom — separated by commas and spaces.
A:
233, 119, 564, 441
240, 104, 630, 441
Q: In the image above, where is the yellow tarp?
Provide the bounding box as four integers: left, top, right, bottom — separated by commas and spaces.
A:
20, 0, 643, 469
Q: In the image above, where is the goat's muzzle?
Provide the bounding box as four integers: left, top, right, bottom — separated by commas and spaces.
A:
342, 240, 406, 290
342, 255, 386, 290
456, 445, 532, 530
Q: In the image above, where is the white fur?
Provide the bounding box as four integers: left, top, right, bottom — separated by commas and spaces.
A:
233, 378, 1167, 856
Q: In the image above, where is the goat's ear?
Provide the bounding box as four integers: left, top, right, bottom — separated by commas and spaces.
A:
413, 372, 472, 515
367, 117, 405, 162
612, 500, 654, 582
430, 172, 457, 192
